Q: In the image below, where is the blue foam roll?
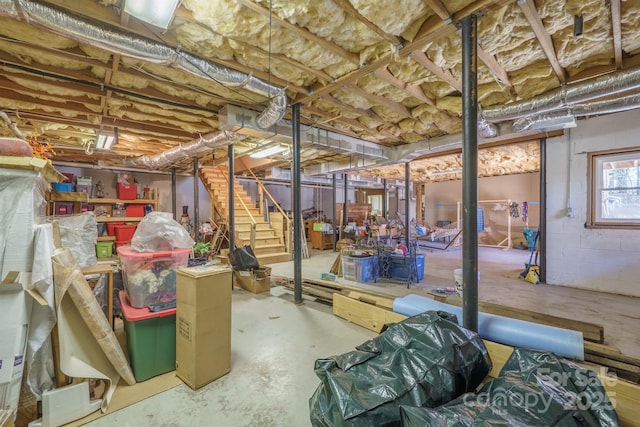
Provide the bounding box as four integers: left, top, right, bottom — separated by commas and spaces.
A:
393, 294, 584, 360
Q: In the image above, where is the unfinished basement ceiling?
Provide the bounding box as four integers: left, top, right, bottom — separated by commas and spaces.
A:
0, 0, 639, 179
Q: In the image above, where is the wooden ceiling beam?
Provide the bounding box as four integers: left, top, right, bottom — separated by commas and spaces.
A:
332, 0, 402, 46
374, 68, 435, 105
477, 46, 511, 87
345, 83, 412, 118
236, 0, 360, 65
611, 0, 622, 69
423, 0, 451, 21
409, 51, 462, 92
518, 0, 567, 83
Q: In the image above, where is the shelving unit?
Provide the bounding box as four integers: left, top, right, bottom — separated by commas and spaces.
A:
91, 196, 159, 241
46, 191, 89, 215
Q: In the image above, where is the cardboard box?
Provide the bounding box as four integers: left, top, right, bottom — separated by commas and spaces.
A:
0, 273, 45, 416
233, 267, 272, 294
0, 409, 15, 427
175, 265, 232, 390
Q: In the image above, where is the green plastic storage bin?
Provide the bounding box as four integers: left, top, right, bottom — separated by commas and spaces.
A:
119, 291, 176, 382
95, 241, 113, 258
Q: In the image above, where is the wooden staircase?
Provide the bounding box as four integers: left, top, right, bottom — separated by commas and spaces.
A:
199, 166, 291, 265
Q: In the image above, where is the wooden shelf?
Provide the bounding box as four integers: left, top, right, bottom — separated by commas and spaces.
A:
96, 217, 144, 222
49, 191, 89, 202
97, 236, 115, 241
89, 198, 156, 204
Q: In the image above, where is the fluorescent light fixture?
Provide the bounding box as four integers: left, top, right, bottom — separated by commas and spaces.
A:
96, 131, 116, 150
250, 145, 289, 159
124, 0, 180, 29
431, 169, 462, 176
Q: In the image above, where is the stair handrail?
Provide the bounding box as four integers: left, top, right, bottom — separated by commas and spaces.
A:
217, 165, 257, 249
240, 159, 292, 253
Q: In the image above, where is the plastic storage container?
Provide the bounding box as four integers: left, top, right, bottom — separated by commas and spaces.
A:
114, 224, 137, 242
341, 255, 378, 283
118, 291, 176, 382
389, 254, 425, 281
52, 182, 74, 192
54, 202, 73, 215
117, 183, 137, 200
117, 245, 191, 308
125, 204, 145, 217
95, 241, 113, 258
106, 221, 125, 236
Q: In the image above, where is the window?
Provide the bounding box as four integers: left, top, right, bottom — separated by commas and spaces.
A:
587, 147, 640, 228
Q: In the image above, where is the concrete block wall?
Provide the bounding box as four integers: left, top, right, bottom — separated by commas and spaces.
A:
546, 108, 640, 297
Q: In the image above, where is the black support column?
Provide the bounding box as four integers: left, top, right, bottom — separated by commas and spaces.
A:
228, 144, 235, 253
292, 103, 302, 304
193, 157, 199, 241
461, 14, 479, 332
382, 179, 387, 219
539, 137, 547, 283
405, 162, 411, 245
332, 174, 337, 251
171, 167, 177, 220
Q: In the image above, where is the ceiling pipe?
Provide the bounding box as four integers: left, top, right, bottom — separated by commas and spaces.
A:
125, 130, 244, 169
0, 110, 26, 139
482, 64, 640, 123
513, 92, 640, 132
0, 0, 286, 129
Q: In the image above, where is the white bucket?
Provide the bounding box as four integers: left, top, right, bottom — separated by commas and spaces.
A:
453, 268, 479, 297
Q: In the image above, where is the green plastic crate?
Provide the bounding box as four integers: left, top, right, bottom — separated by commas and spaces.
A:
95, 241, 113, 258
119, 291, 176, 382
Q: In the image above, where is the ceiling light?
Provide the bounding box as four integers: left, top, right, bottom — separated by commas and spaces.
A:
96, 131, 116, 150
124, 0, 180, 29
250, 145, 289, 159
431, 169, 462, 176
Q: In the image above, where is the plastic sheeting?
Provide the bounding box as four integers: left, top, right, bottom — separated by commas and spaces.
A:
46, 212, 98, 268
393, 294, 584, 360
309, 311, 492, 427
131, 212, 194, 252
400, 348, 620, 426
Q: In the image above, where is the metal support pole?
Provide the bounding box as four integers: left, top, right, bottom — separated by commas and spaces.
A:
193, 157, 199, 242
539, 137, 547, 283
332, 174, 337, 251
171, 167, 177, 220
228, 144, 235, 253
382, 179, 387, 219
461, 14, 479, 332
292, 103, 303, 304
343, 173, 349, 227
405, 162, 411, 245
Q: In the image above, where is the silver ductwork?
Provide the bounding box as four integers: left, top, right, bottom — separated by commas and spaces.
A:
482, 64, 640, 123
477, 115, 498, 138
513, 92, 640, 132
126, 130, 243, 169
0, 0, 287, 129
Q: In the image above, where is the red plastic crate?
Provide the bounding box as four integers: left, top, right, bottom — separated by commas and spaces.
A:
114, 224, 137, 242
54, 203, 73, 215
106, 221, 125, 236
117, 183, 137, 200
126, 204, 145, 217
115, 240, 129, 250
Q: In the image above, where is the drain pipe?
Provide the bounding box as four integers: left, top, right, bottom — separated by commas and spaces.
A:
461, 15, 479, 333
0, 110, 25, 140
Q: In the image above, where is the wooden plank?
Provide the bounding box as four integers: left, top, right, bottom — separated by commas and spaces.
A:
343, 290, 395, 310
333, 293, 406, 333
48, 191, 89, 202
440, 295, 604, 343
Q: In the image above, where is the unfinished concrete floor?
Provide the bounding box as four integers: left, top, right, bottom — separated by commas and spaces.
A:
82, 246, 639, 426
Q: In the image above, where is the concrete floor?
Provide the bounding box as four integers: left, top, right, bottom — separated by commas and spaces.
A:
83, 245, 640, 426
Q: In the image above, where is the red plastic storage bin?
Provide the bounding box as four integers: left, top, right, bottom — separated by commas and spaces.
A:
115, 240, 129, 250
54, 203, 73, 215
117, 183, 137, 200
106, 221, 125, 236
114, 224, 137, 242
126, 204, 145, 217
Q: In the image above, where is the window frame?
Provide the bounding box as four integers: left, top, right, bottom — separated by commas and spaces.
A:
587, 147, 640, 229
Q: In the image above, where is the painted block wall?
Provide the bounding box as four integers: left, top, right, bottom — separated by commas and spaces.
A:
546, 109, 640, 297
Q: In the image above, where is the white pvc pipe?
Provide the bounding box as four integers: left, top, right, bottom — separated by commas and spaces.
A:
393, 294, 584, 360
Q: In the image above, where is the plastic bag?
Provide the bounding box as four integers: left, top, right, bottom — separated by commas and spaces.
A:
228, 245, 259, 271
49, 212, 97, 267
400, 348, 620, 427
131, 212, 194, 252
309, 311, 492, 427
